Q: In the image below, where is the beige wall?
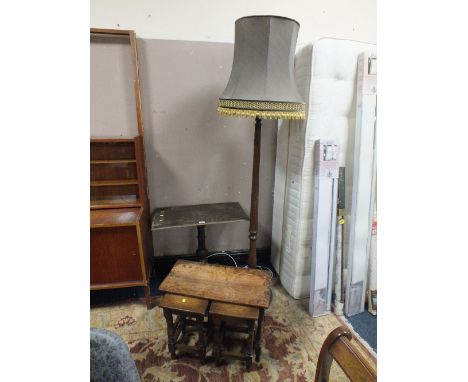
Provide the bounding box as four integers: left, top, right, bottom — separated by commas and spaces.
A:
90, 36, 138, 137
91, 0, 376, 45
90, 38, 277, 255
90, 2, 376, 255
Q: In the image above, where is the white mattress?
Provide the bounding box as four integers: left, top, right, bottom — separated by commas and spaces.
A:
271, 38, 376, 299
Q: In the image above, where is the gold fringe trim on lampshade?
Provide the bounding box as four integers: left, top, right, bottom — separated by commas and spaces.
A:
218, 107, 305, 119
218, 99, 305, 119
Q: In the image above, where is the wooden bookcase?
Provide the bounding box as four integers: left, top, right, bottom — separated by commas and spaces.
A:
91, 28, 154, 309
90, 137, 153, 309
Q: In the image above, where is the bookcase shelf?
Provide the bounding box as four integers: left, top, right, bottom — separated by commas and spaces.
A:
90, 198, 141, 209
91, 159, 137, 164
90, 137, 145, 201
91, 179, 139, 187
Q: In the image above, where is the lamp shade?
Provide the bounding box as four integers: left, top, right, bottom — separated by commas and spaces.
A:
218, 16, 305, 120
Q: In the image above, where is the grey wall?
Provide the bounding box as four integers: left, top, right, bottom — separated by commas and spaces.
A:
91, 38, 277, 256
90, 36, 138, 137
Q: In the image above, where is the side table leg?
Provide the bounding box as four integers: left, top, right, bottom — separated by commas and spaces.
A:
196, 316, 207, 364
246, 320, 255, 371
255, 308, 265, 362
144, 285, 152, 309
212, 316, 222, 366
163, 309, 177, 359
196, 225, 208, 259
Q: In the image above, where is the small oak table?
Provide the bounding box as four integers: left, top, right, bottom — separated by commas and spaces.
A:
159, 260, 272, 361
151, 202, 249, 258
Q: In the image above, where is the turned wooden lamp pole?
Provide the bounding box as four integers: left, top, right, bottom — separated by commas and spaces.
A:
248, 116, 262, 268
217, 16, 305, 268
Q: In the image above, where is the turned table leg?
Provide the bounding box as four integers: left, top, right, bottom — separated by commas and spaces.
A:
196, 315, 207, 364
163, 309, 177, 359
254, 308, 265, 362
212, 316, 222, 366
246, 320, 255, 370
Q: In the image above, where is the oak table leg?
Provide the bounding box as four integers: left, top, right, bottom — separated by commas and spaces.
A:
246, 320, 255, 370
254, 308, 265, 362
163, 309, 177, 359
196, 316, 207, 364
212, 316, 222, 366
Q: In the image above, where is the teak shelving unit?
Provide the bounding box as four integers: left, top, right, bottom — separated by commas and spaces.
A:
90, 137, 148, 210
90, 28, 154, 309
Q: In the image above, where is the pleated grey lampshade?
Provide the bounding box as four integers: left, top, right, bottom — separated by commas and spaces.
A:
218, 16, 305, 120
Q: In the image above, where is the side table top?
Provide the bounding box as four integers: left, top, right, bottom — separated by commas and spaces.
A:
159, 260, 272, 309
151, 202, 248, 230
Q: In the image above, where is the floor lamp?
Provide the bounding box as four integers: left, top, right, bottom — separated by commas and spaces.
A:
218, 16, 305, 268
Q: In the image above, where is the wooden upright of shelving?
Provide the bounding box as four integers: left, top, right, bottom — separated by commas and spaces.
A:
91, 28, 153, 309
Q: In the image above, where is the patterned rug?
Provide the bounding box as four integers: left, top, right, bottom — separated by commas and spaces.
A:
91, 279, 374, 381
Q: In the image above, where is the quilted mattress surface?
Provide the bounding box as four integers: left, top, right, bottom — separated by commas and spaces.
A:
272, 38, 376, 299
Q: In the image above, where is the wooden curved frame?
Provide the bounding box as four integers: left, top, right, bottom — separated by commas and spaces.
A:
315, 326, 377, 382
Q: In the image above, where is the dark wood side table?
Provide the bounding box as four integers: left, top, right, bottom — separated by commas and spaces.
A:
151, 202, 249, 258
159, 260, 272, 362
